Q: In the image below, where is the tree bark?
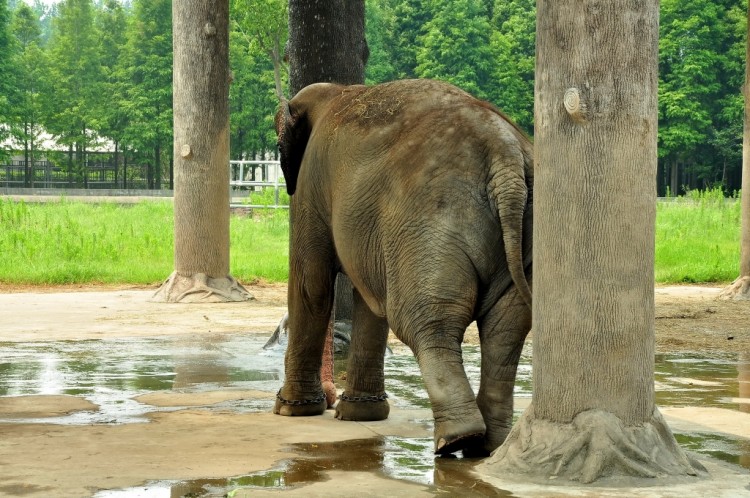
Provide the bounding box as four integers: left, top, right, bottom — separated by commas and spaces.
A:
287, 0, 368, 95
480, 0, 702, 483
286, 0, 368, 406
720, 4, 750, 300
153, 0, 251, 303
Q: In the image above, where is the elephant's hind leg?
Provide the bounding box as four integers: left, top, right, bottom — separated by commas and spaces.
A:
335, 289, 390, 421
391, 291, 486, 455
274, 216, 336, 417
473, 281, 532, 455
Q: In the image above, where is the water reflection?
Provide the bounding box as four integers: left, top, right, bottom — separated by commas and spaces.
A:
654, 353, 749, 410
0, 335, 283, 424
95, 437, 512, 498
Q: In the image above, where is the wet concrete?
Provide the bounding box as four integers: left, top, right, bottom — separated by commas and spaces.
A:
0, 288, 749, 497
1, 333, 749, 496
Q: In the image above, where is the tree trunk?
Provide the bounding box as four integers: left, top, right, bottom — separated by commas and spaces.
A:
720, 4, 750, 300
480, 0, 702, 483
287, 0, 368, 95
123, 150, 128, 189
287, 0, 368, 407
114, 141, 119, 188
153, 0, 251, 303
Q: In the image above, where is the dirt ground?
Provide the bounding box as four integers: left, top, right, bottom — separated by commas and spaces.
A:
0, 281, 746, 353
0, 283, 748, 498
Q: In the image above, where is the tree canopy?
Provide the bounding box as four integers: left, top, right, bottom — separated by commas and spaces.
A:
0, 0, 745, 194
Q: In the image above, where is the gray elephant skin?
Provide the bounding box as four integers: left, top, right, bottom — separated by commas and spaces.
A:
273, 79, 533, 457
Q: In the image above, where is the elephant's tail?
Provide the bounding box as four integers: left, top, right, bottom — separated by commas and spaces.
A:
489, 143, 533, 309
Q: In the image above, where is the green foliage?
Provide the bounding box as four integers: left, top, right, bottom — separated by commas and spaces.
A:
241, 186, 290, 207
415, 0, 493, 99
10, 2, 49, 174
658, 0, 746, 193
487, 0, 535, 133
0, 0, 15, 160
46, 0, 103, 150
364, 0, 397, 84
0, 0, 747, 195
120, 0, 172, 187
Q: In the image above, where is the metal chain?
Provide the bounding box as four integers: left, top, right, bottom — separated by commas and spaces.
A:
276, 389, 325, 406
339, 392, 389, 403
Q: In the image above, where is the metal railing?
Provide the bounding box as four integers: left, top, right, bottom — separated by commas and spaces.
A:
229, 160, 287, 209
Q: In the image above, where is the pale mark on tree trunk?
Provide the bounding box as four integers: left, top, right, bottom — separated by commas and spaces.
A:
564, 87, 588, 123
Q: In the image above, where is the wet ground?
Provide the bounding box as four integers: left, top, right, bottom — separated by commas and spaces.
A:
0, 284, 749, 497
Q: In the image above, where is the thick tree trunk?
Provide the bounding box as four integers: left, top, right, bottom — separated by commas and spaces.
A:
480, 0, 702, 483
720, 5, 750, 300
153, 0, 251, 303
287, 0, 368, 95
286, 0, 368, 406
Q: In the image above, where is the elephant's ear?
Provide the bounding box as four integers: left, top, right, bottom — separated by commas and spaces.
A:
275, 99, 311, 195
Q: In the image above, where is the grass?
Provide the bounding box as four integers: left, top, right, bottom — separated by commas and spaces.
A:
655, 189, 741, 283
0, 190, 742, 286
0, 198, 289, 285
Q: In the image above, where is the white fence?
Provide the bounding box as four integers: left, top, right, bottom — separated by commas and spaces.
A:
230, 160, 287, 208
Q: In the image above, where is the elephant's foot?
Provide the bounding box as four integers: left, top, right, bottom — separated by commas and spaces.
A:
433, 413, 486, 456
273, 388, 327, 416
334, 391, 390, 421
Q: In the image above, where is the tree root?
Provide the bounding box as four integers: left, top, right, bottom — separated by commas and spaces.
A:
151, 271, 254, 303
718, 275, 750, 301
480, 404, 706, 484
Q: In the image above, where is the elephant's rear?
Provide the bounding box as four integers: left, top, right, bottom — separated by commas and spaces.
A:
328, 81, 533, 321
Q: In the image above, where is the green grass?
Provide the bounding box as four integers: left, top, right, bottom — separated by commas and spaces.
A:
655, 189, 741, 283
0, 198, 289, 285
0, 191, 743, 286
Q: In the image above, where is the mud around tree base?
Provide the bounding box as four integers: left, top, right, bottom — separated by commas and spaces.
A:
151, 271, 254, 303
480, 405, 703, 484
718, 276, 750, 301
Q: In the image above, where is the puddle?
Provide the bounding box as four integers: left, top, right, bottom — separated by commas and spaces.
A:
383, 343, 532, 410
0, 334, 284, 423
95, 437, 512, 497
1, 333, 748, 495
655, 353, 750, 410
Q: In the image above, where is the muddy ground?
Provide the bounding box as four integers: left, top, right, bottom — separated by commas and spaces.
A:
0, 283, 748, 497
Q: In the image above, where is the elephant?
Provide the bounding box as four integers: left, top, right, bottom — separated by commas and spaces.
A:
273, 78, 533, 457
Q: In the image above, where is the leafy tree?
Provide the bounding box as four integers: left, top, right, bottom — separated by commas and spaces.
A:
95, 0, 128, 186
659, 0, 739, 194
364, 0, 397, 84
229, 37, 280, 159
10, 2, 49, 186
415, 0, 493, 100
121, 0, 172, 189
488, 0, 535, 133
228, 0, 288, 159
389, 0, 430, 79
230, 0, 287, 100
0, 0, 15, 161
45, 0, 103, 186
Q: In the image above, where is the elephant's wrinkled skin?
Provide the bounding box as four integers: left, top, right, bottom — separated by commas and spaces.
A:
273, 79, 533, 456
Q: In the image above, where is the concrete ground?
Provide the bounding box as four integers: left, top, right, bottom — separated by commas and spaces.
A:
0, 285, 748, 497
